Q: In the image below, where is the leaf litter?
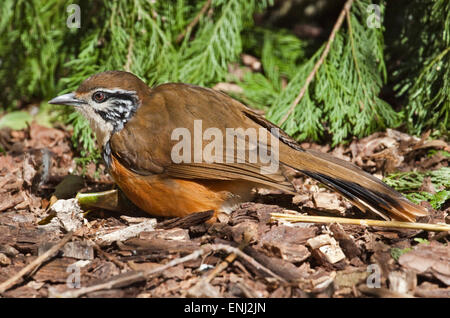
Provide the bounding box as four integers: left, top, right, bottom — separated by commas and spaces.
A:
0, 121, 448, 298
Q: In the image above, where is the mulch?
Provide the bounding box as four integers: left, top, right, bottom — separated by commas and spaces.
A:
0, 123, 448, 298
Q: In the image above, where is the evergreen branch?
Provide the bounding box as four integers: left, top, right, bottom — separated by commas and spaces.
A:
124, 37, 134, 72
346, 10, 367, 103
345, 7, 382, 127
175, 0, 212, 44
416, 46, 450, 85
277, 0, 354, 126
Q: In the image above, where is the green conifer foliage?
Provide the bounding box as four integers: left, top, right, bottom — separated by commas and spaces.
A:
391, 0, 450, 136
0, 0, 447, 158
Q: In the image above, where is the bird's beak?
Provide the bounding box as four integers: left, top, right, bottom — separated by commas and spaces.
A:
48, 92, 85, 107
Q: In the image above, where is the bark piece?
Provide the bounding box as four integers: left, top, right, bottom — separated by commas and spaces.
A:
48, 199, 85, 232
329, 223, 361, 258
121, 237, 200, 254
0, 253, 11, 266
140, 228, 190, 241
415, 282, 450, 298
261, 224, 318, 245
388, 270, 416, 294
156, 210, 214, 229
307, 234, 346, 264
38, 241, 94, 260
97, 219, 157, 244
398, 242, 450, 286
33, 257, 80, 283
242, 246, 306, 282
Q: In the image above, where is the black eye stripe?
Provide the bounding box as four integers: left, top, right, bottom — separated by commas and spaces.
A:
92, 91, 137, 104
109, 93, 137, 104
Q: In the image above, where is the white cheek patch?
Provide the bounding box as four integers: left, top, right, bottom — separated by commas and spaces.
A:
77, 87, 138, 147
92, 102, 110, 111
77, 106, 113, 147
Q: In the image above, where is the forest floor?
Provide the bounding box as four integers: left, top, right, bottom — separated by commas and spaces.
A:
0, 122, 448, 298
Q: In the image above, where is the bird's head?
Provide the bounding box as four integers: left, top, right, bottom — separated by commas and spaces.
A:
49, 71, 150, 146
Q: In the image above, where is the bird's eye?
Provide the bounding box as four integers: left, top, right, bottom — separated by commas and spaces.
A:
92, 91, 107, 103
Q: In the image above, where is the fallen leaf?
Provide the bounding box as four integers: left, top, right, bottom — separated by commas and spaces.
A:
398, 242, 450, 286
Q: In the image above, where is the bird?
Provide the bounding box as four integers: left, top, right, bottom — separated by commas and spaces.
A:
49, 71, 428, 222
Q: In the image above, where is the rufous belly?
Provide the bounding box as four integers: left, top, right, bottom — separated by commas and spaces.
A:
109, 156, 254, 218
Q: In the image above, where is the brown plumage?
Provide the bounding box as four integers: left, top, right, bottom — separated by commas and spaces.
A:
49, 71, 428, 222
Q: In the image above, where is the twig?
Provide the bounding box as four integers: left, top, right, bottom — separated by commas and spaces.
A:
176, 0, 212, 43
271, 213, 450, 232
358, 285, 415, 298
124, 37, 134, 72
207, 244, 287, 283
199, 239, 249, 285
277, 0, 354, 126
90, 240, 126, 270
205, 252, 238, 283
0, 231, 73, 294
52, 248, 205, 298
52, 243, 286, 298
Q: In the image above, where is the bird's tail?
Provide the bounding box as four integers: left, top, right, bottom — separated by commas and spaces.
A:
281, 148, 429, 222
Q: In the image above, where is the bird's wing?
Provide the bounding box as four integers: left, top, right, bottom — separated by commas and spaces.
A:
110, 83, 295, 193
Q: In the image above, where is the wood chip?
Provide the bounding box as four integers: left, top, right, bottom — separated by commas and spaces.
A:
415, 282, 450, 298
0, 253, 11, 266
97, 219, 157, 244
329, 223, 361, 258
318, 244, 346, 264
261, 224, 318, 245
156, 210, 214, 229
398, 242, 450, 286
140, 228, 190, 241
307, 234, 336, 249
186, 279, 221, 298
388, 270, 416, 294
33, 257, 79, 283
307, 234, 346, 264
38, 241, 94, 260
48, 199, 85, 232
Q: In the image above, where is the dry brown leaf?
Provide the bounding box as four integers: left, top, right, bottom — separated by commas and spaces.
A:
398, 242, 450, 286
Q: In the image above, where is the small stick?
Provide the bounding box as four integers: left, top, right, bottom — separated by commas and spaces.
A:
53, 249, 205, 298
0, 231, 73, 294
271, 213, 450, 232
207, 244, 287, 283
200, 239, 250, 285
204, 251, 237, 283
359, 285, 415, 298
278, 0, 354, 126
52, 243, 286, 298
176, 0, 212, 43
90, 240, 126, 270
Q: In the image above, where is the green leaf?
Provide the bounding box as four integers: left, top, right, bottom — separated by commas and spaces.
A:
429, 190, 450, 209
391, 247, 412, 261
0, 111, 32, 130
413, 238, 429, 244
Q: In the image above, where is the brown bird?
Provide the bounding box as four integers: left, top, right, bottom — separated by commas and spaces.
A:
49, 71, 428, 222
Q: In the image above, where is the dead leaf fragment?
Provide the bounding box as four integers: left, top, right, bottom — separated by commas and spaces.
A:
398, 242, 450, 286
